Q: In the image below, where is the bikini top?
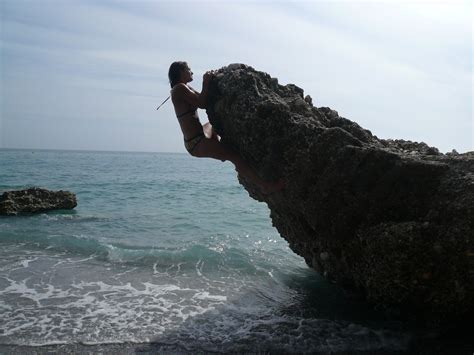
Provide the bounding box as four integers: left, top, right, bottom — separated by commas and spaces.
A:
176, 107, 197, 119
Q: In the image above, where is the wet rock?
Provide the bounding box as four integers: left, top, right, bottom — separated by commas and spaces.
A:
206, 63, 474, 325
0, 187, 77, 216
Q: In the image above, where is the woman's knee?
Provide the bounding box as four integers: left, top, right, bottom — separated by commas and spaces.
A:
192, 138, 218, 158
186, 148, 198, 158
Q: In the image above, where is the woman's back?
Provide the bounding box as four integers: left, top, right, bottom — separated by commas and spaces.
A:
171, 84, 203, 139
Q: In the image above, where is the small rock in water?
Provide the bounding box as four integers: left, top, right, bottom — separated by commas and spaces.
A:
0, 187, 77, 216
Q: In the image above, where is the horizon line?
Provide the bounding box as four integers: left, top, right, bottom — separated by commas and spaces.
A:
0, 147, 186, 155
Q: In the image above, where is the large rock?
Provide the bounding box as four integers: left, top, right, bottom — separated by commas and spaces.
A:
206, 64, 473, 324
0, 188, 77, 216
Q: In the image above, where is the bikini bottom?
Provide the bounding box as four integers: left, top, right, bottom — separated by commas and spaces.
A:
184, 132, 205, 154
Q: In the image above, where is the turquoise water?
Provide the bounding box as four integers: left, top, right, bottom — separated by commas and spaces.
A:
0, 149, 410, 352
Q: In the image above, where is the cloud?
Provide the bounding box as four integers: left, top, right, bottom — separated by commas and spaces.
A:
1, 0, 471, 152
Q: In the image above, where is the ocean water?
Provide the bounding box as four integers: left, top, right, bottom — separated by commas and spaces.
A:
0, 149, 411, 353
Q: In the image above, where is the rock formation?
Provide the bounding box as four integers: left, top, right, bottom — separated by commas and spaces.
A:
0, 187, 77, 216
206, 63, 473, 324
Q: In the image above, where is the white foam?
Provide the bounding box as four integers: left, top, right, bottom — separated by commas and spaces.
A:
196, 259, 203, 277
0, 271, 229, 346
192, 291, 227, 302
0, 247, 409, 351
0, 257, 38, 272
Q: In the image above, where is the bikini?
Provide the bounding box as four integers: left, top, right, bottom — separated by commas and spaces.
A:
184, 132, 205, 153
177, 107, 205, 153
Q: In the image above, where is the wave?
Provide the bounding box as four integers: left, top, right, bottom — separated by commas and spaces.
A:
0, 232, 109, 257
0, 231, 261, 275
0, 211, 108, 223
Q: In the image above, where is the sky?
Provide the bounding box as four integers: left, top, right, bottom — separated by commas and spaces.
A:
0, 0, 472, 153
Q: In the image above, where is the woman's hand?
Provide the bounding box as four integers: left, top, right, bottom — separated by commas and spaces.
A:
203, 70, 216, 85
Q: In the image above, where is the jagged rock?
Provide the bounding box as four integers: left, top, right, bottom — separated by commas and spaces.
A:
0, 187, 77, 216
207, 63, 474, 324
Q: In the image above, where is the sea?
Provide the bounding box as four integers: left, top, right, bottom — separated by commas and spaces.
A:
0, 148, 444, 353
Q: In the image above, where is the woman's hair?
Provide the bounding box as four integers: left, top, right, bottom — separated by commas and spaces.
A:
168, 61, 188, 88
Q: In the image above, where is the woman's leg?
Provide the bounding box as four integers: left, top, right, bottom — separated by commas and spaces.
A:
203, 122, 219, 142
193, 138, 284, 194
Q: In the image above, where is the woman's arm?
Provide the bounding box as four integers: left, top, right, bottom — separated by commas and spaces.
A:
174, 71, 214, 109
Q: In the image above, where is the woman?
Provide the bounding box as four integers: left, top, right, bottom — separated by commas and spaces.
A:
168, 61, 284, 194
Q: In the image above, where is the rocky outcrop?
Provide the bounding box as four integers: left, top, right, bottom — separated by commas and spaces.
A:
0, 188, 77, 216
206, 64, 473, 324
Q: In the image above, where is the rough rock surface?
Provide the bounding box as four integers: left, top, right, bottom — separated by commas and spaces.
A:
206, 63, 473, 324
0, 188, 77, 216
